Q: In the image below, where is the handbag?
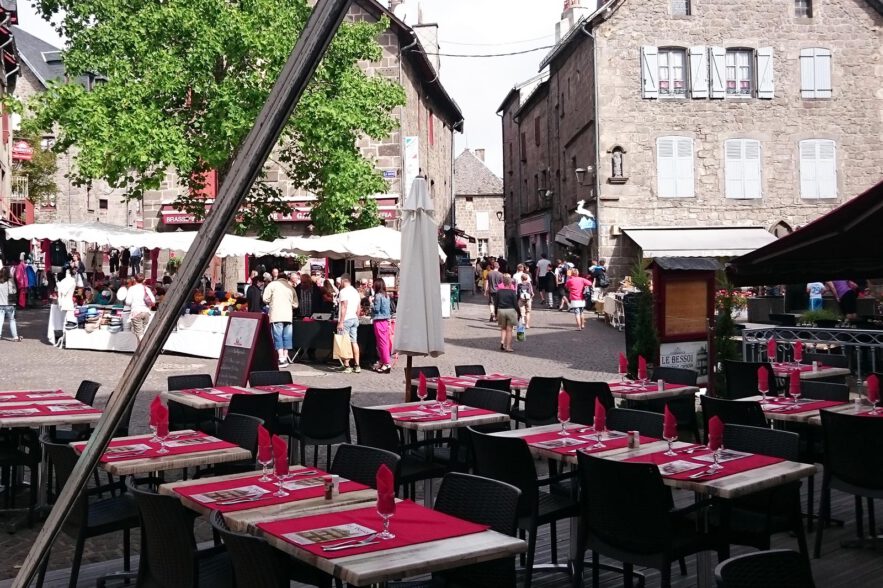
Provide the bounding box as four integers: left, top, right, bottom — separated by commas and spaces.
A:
516, 319, 526, 341
333, 332, 354, 360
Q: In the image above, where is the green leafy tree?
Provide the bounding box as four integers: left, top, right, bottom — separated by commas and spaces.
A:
26, 0, 406, 238
713, 275, 741, 394
627, 256, 659, 376
15, 133, 58, 206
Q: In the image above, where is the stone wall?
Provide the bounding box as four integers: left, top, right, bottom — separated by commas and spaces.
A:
454, 194, 505, 258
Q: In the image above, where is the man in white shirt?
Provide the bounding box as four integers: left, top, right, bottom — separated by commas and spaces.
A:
125, 274, 156, 342
129, 246, 143, 275
535, 253, 552, 307
336, 274, 362, 373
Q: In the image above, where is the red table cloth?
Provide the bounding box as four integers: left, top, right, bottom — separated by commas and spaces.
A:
0, 390, 71, 402
608, 381, 686, 395
524, 428, 657, 456
72, 432, 238, 463
624, 446, 783, 481
387, 405, 498, 422
178, 386, 252, 402
0, 403, 101, 419
175, 470, 369, 512
253, 384, 307, 399
771, 363, 835, 375
760, 398, 846, 414
464, 373, 530, 389
855, 409, 883, 418
257, 500, 488, 559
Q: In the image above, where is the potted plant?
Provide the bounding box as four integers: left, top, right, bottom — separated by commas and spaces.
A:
627, 256, 659, 377
800, 308, 841, 328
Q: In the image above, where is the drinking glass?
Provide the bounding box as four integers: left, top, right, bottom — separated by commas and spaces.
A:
377, 509, 395, 540
791, 386, 802, 407
273, 471, 291, 497
591, 425, 606, 449
709, 446, 723, 472
758, 385, 768, 403
417, 386, 428, 403
258, 454, 273, 482
663, 433, 678, 456
557, 416, 570, 436
156, 431, 169, 455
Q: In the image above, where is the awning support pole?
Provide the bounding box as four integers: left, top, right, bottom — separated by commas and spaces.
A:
12, 1, 353, 584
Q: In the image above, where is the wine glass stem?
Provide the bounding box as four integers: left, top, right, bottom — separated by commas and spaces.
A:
384, 517, 390, 535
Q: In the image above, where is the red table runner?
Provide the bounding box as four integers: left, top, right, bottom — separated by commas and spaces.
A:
0, 403, 101, 419
855, 409, 883, 418
388, 405, 497, 422
427, 377, 479, 390
257, 500, 488, 559
253, 384, 307, 399
771, 363, 835, 375
624, 447, 783, 481
175, 470, 369, 512
179, 386, 251, 402
524, 428, 657, 456
760, 398, 846, 414
464, 374, 530, 389
72, 432, 238, 463
0, 390, 71, 402
608, 381, 685, 395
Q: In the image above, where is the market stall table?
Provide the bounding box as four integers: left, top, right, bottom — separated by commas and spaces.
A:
252, 498, 526, 587
607, 380, 701, 402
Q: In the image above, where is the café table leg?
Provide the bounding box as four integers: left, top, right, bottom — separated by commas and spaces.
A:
36, 425, 51, 508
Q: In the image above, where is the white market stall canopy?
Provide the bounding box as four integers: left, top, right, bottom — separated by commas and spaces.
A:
622, 226, 778, 258
4, 222, 279, 258
270, 226, 446, 263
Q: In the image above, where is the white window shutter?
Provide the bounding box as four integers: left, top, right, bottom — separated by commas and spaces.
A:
800, 140, 818, 198
657, 137, 676, 197
709, 47, 726, 99
642, 46, 659, 99
690, 46, 709, 99
744, 140, 762, 198
817, 140, 837, 198
757, 47, 774, 99
815, 49, 832, 99
725, 140, 744, 198
800, 49, 815, 98
676, 138, 694, 198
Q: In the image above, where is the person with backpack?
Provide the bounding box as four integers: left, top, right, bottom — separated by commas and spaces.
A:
589, 258, 610, 304
516, 272, 535, 329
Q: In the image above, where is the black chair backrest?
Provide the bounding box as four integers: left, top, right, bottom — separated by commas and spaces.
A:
721, 360, 776, 400
460, 387, 512, 433
714, 549, 816, 588
606, 408, 664, 439
410, 366, 441, 401
455, 365, 486, 377
469, 429, 538, 517
127, 479, 201, 587
562, 378, 614, 425
299, 387, 352, 440
330, 443, 400, 488
209, 511, 289, 588
228, 392, 278, 431
167, 373, 213, 391
650, 367, 698, 386
474, 378, 512, 393
577, 452, 674, 553
432, 473, 521, 588
114, 397, 135, 438
352, 405, 402, 454
800, 380, 849, 402
700, 395, 768, 442
518, 376, 561, 423
42, 440, 88, 531
820, 410, 883, 491
248, 370, 293, 387
723, 424, 799, 461
802, 352, 849, 369
74, 380, 101, 405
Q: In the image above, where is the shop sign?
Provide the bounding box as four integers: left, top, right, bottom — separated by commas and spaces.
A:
12, 140, 33, 161
383, 170, 397, 179
659, 340, 709, 381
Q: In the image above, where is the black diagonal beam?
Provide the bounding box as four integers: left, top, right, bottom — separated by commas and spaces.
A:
14, 1, 352, 584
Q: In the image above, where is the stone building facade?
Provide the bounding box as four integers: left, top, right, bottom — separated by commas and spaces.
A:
500, 0, 883, 280
453, 148, 504, 259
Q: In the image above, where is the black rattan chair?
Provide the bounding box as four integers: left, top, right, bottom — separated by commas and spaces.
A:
204, 413, 263, 476
410, 366, 441, 401
1, 431, 40, 520
248, 370, 293, 386
127, 478, 232, 587
511, 377, 562, 427
801, 352, 849, 369
217, 392, 278, 434
625, 368, 700, 441
715, 549, 815, 587
330, 443, 400, 489
814, 410, 883, 558
455, 364, 487, 377
721, 361, 777, 400
291, 387, 351, 468
573, 452, 727, 588
469, 429, 577, 588
167, 374, 215, 432
461, 387, 512, 433
800, 381, 849, 402
699, 396, 767, 443
36, 440, 139, 588
607, 407, 664, 439
352, 406, 448, 499
561, 379, 615, 426
475, 378, 512, 393
209, 510, 332, 587
51, 380, 102, 443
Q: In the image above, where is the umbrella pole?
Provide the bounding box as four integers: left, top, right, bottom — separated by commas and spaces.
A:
405, 355, 413, 402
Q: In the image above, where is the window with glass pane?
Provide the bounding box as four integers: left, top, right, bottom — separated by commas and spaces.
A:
658, 49, 687, 97
725, 50, 753, 96
795, 0, 812, 17
477, 239, 489, 256
672, 0, 690, 15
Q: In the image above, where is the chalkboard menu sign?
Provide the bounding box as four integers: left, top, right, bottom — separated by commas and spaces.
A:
215, 312, 277, 386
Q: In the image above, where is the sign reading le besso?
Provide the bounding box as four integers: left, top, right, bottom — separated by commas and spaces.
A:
659, 341, 709, 380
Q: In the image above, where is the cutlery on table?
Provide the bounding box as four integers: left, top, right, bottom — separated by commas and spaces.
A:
290, 470, 319, 476
322, 534, 379, 551
688, 469, 716, 479
217, 494, 266, 505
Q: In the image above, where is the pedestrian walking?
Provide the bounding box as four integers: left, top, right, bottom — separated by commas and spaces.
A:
0, 267, 22, 341
336, 274, 362, 373
371, 278, 393, 373
246, 275, 264, 312
589, 258, 609, 304
566, 268, 593, 331
109, 248, 120, 274
263, 272, 299, 366
129, 246, 143, 275
494, 274, 521, 352
806, 281, 826, 311
125, 274, 156, 342
535, 253, 553, 307
517, 272, 534, 328
485, 262, 504, 321
826, 279, 859, 321
14, 253, 28, 309
119, 247, 130, 279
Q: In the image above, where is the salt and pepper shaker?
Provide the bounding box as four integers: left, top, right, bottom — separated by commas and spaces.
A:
812, 361, 819, 373
450, 405, 459, 421
323, 476, 333, 500
657, 379, 664, 392
627, 431, 640, 449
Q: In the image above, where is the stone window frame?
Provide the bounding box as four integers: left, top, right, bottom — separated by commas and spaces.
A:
794, 0, 812, 18
723, 138, 763, 200
655, 135, 695, 199
799, 47, 832, 100
724, 48, 754, 98
657, 47, 690, 99
671, 0, 691, 17
798, 138, 838, 201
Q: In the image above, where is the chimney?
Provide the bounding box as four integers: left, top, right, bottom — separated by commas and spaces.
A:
474, 149, 485, 162
555, 0, 596, 42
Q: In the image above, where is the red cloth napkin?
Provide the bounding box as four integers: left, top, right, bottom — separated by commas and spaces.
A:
618, 352, 628, 374
624, 448, 783, 481
593, 397, 606, 432
148, 396, 163, 427
789, 369, 801, 396
868, 375, 880, 404
376, 464, 396, 515
436, 378, 447, 404
418, 372, 427, 399
794, 341, 804, 362
757, 366, 769, 393
558, 390, 570, 422
708, 416, 723, 451
663, 404, 678, 439
638, 356, 648, 380
767, 339, 777, 360
273, 435, 289, 476
153, 402, 169, 437
257, 425, 271, 463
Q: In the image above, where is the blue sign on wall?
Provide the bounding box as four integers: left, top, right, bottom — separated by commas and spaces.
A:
383, 170, 397, 179
578, 217, 596, 231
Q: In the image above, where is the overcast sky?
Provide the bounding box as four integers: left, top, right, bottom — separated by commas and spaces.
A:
15, 0, 565, 178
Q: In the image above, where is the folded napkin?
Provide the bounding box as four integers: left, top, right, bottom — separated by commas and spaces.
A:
663, 404, 678, 440
257, 424, 272, 463
376, 463, 396, 515
789, 369, 801, 396
794, 341, 804, 362
558, 390, 570, 422
436, 378, 447, 404
757, 365, 769, 393
767, 339, 777, 361
618, 352, 628, 375
708, 416, 724, 451
593, 397, 606, 432
868, 374, 880, 404
153, 402, 169, 438
272, 435, 289, 476
638, 356, 648, 380
418, 372, 427, 399
149, 396, 163, 427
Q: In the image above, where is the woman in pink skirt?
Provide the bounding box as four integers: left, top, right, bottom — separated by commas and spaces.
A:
371, 279, 394, 373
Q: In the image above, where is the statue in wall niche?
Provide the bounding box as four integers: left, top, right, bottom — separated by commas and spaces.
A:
612, 149, 623, 178
608, 146, 628, 184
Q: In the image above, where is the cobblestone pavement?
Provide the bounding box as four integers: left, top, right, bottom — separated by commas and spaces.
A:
0, 294, 623, 581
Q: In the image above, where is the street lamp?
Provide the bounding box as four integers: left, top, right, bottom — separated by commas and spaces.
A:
574, 165, 595, 186
495, 210, 504, 221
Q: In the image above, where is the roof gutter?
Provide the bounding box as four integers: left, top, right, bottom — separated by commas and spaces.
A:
580, 21, 601, 258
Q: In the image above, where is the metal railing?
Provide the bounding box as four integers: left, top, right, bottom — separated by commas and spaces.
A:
11, 175, 27, 201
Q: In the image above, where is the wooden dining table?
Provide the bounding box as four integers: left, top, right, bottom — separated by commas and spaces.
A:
161, 384, 307, 419
607, 380, 700, 402
739, 394, 855, 425
770, 363, 851, 381
367, 400, 511, 433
